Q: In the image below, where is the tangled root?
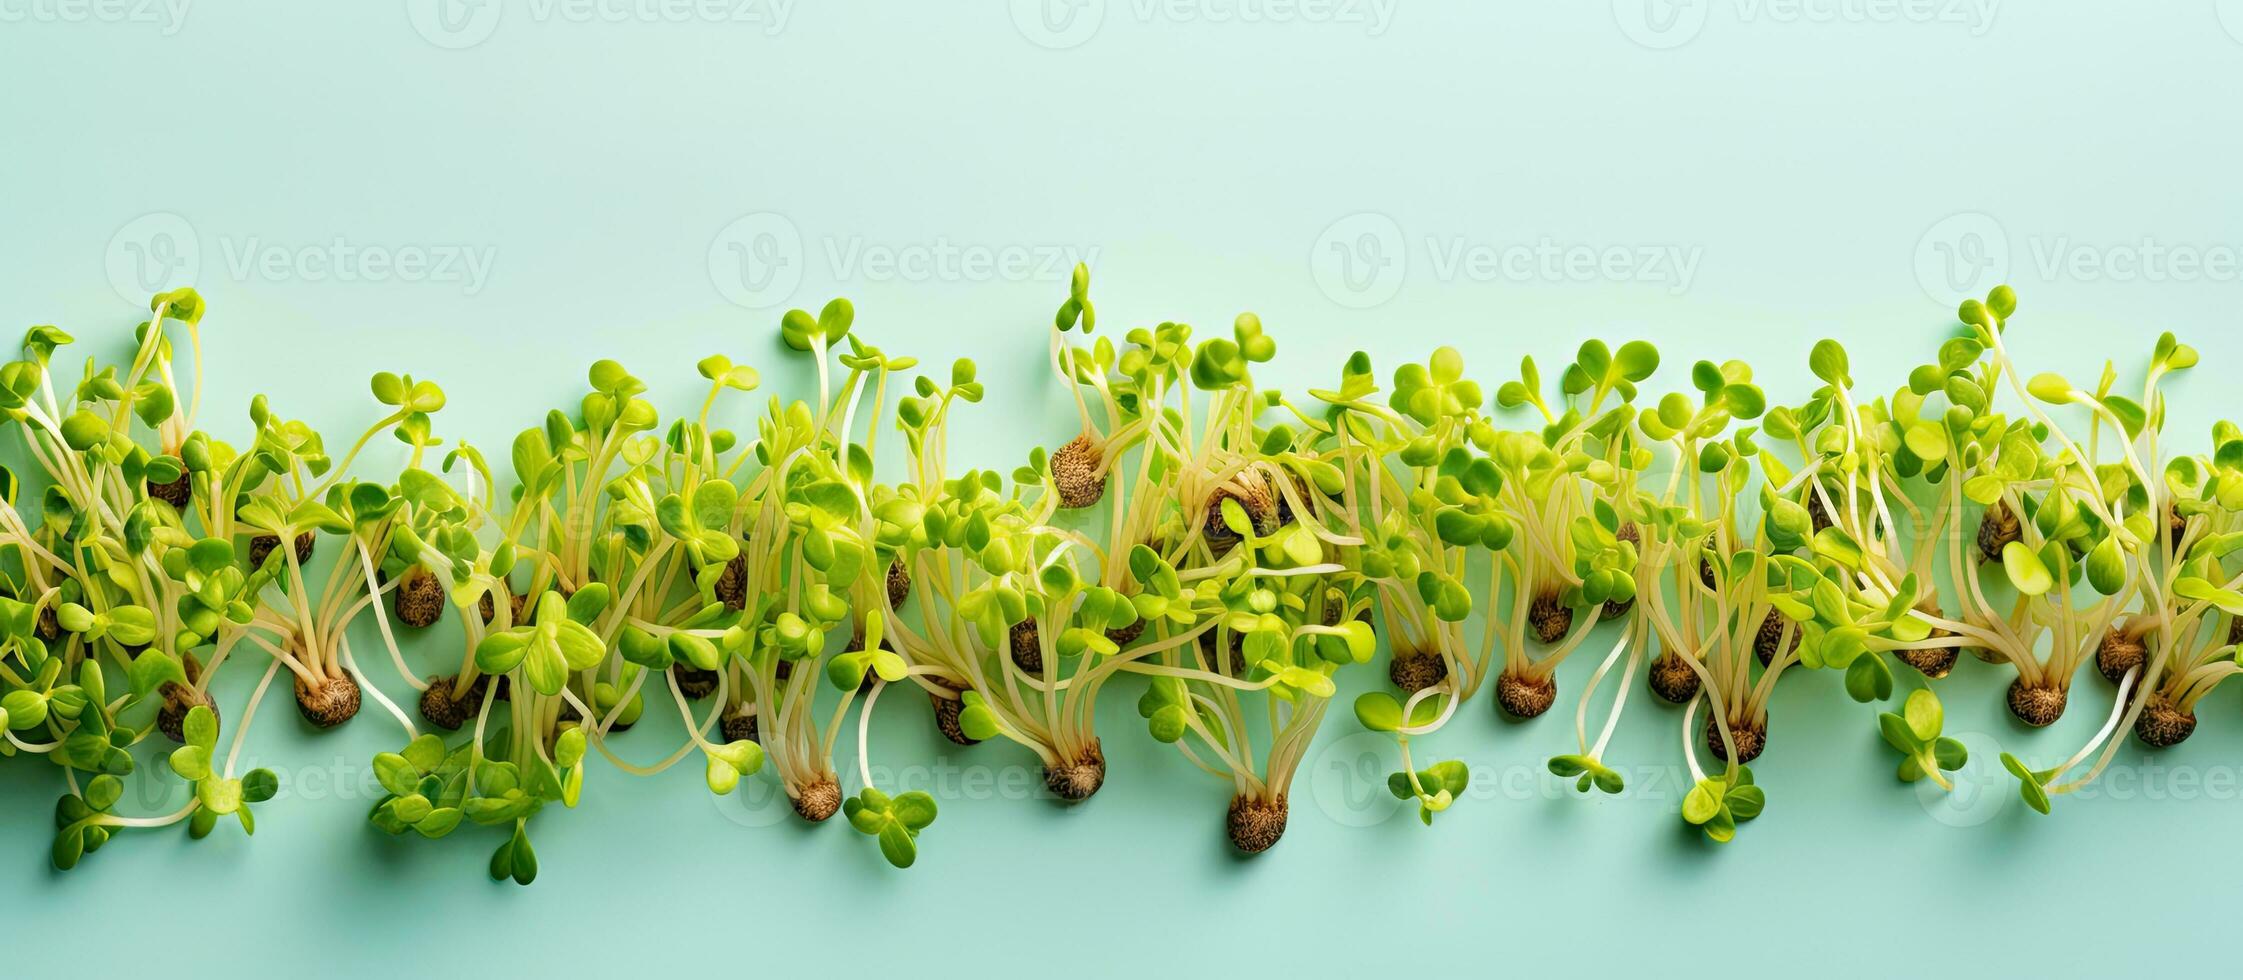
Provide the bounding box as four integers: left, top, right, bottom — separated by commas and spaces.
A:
2126, 690, 2198, 744
1977, 502, 2021, 563
1050, 435, 1108, 509
1529, 591, 1573, 645
1387, 648, 1448, 693
2097, 626, 2147, 685
2006, 679, 2068, 728
393, 567, 447, 628
293, 671, 362, 729
1647, 650, 1700, 704
417, 674, 488, 731
2135, 692, 2197, 747
1226, 794, 1288, 854
1495, 670, 1556, 719
1043, 739, 1105, 801
792, 778, 841, 822
1704, 715, 1767, 764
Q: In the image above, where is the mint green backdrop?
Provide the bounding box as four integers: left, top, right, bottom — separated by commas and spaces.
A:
3, 3, 2241, 976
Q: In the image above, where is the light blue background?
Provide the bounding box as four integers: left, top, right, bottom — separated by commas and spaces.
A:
4, 2, 2242, 976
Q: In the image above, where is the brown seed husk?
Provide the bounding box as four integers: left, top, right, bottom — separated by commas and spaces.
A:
156, 690, 216, 744
1010, 619, 1044, 674
1704, 715, 1767, 764
1977, 502, 2021, 564
721, 711, 759, 744
847, 625, 885, 694
246, 531, 316, 568
1105, 619, 1145, 648
2007, 678, 2067, 727
156, 652, 214, 743
1204, 478, 1278, 548
2135, 692, 2197, 747
1754, 610, 1799, 667
417, 674, 487, 731
1529, 591, 1573, 645
673, 663, 719, 699
1198, 628, 1246, 676
1806, 493, 1833, 534
1895, 626, 1958, 680
1599, 523, 1638, 620
1043, 739, 1106, 801
713, 554, 747, 610
1647, 650, 1700, 704
2229, 616, 2243, 647
293, 671, 362, 728
2096, 627, 2147, 685
35, 604, 59, 642
393, 567, 446, 628
1226, 794, 1289, 854
2166, 504, 2189, 550
1388, 648, 1448, 693
886, 557, 911, 610
477, 583, 533, 623
146, 472, 192, 509
930, 684, 978, 746
1051, 435, 1107, 509
793, 778, 841, 822
1495, 670, 1556, 719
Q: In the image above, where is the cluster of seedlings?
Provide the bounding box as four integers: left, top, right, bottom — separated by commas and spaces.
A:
1, 276, 2225, 879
